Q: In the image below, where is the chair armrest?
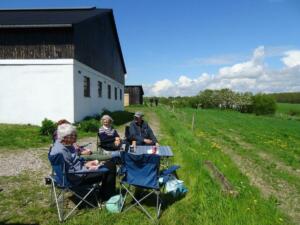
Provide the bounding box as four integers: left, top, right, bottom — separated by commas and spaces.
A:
67, 166, 109, 175
160, 165, 180, 176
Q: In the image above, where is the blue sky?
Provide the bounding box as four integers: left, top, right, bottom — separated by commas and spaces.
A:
1, 0, 300, 96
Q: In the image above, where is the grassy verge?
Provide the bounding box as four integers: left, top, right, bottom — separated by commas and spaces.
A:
0, 111, 134, 150
0, 124, 51, 150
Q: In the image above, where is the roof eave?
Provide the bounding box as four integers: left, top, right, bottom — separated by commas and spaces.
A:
0, 24, 73, 28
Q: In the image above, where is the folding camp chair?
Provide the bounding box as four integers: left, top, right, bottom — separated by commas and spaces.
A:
96, 133, 104, 154
124, 125, 132, 145
119, 152, 180, 220
46, 151, 108, 222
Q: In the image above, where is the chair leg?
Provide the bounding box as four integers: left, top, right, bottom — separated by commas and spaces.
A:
121, 184, 155, 220
63, 186, 98, 221
50, 183, 55, 207
52, 182, 64, 222
156, 190, 162, 219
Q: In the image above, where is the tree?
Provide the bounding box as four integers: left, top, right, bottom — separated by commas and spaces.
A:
252, 94, 276, 115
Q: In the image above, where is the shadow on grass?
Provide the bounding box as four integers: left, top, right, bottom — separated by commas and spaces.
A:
0, 220, 39, 225
121, 189, 186, 217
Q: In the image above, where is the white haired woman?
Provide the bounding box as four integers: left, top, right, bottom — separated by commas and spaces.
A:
49, 123, 116, 201
98, 115, 122, 150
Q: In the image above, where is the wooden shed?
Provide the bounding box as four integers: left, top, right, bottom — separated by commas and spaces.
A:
124, 85, 144, 105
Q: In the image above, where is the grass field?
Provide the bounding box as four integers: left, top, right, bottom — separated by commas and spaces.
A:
276, 103, 300, 120
0, 106, 299, 224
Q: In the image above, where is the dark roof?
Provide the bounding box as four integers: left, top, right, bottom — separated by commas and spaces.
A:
125, 85, 144, 95
0, 7, 126, 74
0, 7, 110, 27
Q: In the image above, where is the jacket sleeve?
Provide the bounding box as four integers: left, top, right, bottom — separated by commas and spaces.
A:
129, 122, 144, 143
145, 123, 158, 144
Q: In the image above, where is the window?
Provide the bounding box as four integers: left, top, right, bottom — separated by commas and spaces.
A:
108, 84, 111, 99
114, 87, 118, 100
120, 89, 122, 100
84, 76, 90, 97
98, 81, 102, 97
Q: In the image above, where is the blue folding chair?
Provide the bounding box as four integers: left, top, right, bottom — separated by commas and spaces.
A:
119, 152, 180, 220
47, 150, 109, 222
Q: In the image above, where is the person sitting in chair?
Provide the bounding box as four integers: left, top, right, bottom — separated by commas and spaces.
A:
53, 119, 92, 156
50, 123, 116, 201
129, 112, 159, 146
98, 115, 122, 151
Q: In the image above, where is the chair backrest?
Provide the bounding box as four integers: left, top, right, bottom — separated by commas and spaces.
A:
124, 125, 131, 142
48, 151, 70, 187
121, 152, 160, 189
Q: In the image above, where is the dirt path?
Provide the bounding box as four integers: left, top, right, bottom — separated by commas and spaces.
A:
144, 110, 161, 140
0, 148, 50, 177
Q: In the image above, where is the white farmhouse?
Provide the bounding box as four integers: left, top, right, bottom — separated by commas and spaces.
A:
0, 7, 126, 125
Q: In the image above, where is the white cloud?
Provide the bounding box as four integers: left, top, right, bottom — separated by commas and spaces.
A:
145, 79, 174, 96
187, 54, 243, 66
144, 46, 300, 96
281, 50, 300, 67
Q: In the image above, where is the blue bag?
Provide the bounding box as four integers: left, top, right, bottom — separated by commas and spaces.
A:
105, 194, 123, 213
165, 175, 188, 197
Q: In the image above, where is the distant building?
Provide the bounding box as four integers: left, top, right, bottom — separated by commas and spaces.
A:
124, 85, 144, 106
0, 7, 126, 125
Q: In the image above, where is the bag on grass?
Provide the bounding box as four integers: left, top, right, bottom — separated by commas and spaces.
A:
106, 194, 123, 213
165, 175, 188, 197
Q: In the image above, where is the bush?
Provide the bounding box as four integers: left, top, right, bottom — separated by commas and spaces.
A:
100, 110, 134, 126
252, 94, 276, 115
40, 118, 56, 136
288, 109, 300, 116
78, 119, 99, 132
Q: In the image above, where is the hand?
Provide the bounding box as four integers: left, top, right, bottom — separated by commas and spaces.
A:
85, 160, 99, 167
144, 139, 153, 144
85, 160, 104, 170
81, 149, 92, 155
132, 140, 137, 147
155, 142, 160, 147
114, 137, 121, 146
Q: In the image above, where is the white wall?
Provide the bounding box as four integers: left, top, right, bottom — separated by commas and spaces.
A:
0, 59, 74, 125
73, 60, 124, 122
0, 59, 124, 125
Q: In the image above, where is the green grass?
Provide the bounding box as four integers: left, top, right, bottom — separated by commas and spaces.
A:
0, 110, 133, 150
276, 103, 300, 120
0, 124, 51, 150
0, 106, 299, 224
153, 107, 297, 225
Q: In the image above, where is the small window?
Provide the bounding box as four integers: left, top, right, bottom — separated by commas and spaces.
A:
114, 87, 118, 100
108, 84, 111, 99
84, 76, 90, 97
120, 89, 122, 100
98, 81, 102, 97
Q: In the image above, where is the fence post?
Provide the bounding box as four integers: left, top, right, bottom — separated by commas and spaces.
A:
192, 113, 195, 131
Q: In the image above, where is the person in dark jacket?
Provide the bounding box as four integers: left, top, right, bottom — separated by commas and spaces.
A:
129, 111, 159, 146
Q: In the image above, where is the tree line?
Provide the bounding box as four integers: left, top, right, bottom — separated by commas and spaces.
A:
267, 92, 300, 104
145, 89, 279, 115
